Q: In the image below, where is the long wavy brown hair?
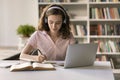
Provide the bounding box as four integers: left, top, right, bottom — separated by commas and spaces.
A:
38, 4, 71, 39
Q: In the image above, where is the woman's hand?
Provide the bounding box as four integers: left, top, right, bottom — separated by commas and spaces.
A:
37, 55, 46, 63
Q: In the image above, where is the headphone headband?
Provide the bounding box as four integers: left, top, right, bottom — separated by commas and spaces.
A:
45, 6, 67, 24
47, 6, 66, 15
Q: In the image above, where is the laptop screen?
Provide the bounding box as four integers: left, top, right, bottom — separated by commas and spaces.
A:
64, 43, 98, 68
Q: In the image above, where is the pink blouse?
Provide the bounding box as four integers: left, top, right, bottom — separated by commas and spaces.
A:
27, 31, 75, 60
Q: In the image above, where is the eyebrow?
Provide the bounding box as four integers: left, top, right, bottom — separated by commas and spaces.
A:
49, 20, 62, 22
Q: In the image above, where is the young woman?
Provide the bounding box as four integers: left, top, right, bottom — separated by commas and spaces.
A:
19, 4, 76, 62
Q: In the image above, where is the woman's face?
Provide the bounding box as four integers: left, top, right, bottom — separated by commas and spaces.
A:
47, 15, 62, 34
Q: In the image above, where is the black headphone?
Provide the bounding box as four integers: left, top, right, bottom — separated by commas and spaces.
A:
45, 6, 67, 24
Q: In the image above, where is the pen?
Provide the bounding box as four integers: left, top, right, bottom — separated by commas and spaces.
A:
31, 49, 43, 55
37, 49, 43, 55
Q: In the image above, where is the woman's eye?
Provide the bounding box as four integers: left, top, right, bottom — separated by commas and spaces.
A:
49, 22, 53, 24
56, 22, 62, 24
48, 21, 62, 25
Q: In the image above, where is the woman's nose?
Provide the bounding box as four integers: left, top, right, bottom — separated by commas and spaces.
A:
53, 23, 56, 28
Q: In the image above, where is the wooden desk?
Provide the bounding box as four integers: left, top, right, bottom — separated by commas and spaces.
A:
0, 61, 114, 80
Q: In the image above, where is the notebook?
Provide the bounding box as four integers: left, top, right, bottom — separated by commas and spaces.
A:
64, 43, 98, 68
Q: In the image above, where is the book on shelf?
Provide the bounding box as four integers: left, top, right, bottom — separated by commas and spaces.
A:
97, 24, 103, 35
95, 8, 100, 19
76, 25, 82, 36
110, 0, 120, 2
76, 25, 87, 36
10, 62, 55, 71
116, 24, 120, 35
108, 40, 117, 52
90, 8, 95, 19
106, 7, 111, 19
103, 8, 107, 19
90, 24, 98, 35
70, 24, 77, 36
90, 7, 120, 19
38, 0, 66, 2
91, 39, 120, 53
94, 41, 107, 61
90, 24, 120, 35
109, 8, 115, 19
90, 0, 120, 2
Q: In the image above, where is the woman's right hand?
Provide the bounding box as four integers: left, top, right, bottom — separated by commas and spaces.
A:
37, 55, 46, 63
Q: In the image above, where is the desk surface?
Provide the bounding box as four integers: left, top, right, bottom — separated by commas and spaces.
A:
0, 60, 114, 80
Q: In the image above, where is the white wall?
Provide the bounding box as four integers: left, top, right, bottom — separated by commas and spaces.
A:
0, 0, 5, 47
0, 0, 38, 47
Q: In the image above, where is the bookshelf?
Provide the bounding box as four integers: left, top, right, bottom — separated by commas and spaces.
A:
89, 1, 120, 53
89, 0, 120, 73
38, 0, 120, 72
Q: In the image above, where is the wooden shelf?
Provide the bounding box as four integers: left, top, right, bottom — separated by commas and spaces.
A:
38, 2, 87, 5
90, 36, 120, 39
97, 52, 120, 55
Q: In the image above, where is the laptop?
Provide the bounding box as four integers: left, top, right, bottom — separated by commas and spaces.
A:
64, 43, 98, 68
43, 43, 98, 68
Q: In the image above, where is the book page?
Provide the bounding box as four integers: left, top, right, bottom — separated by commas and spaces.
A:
43, 60, 64, 66
10, 62, 33, 71
32, 63, 55, 70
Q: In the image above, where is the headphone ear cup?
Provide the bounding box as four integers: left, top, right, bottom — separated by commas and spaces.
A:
63, 19, 67, 24
63, 19, 66, 24
45, 18, 48, 23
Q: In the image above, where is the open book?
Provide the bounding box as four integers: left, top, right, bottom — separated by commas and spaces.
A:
10, 62, 55, 71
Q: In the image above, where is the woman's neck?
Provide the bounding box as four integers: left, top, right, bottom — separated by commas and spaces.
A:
48, 31, 60, 42
49, 32, 59, 38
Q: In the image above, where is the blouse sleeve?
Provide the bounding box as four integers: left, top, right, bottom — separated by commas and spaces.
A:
27, 31, 37, 49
